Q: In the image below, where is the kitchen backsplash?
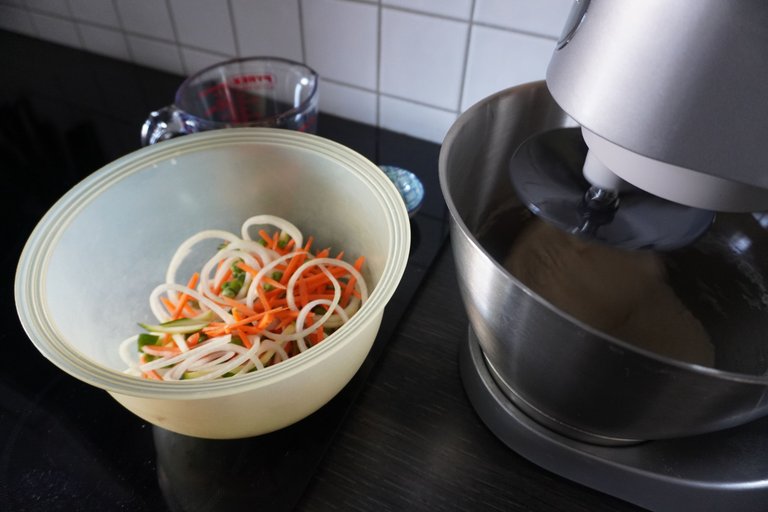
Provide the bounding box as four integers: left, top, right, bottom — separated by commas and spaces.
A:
1, 0, 572, 144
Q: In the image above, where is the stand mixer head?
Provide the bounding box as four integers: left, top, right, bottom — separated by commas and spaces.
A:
512, 0, 768, 249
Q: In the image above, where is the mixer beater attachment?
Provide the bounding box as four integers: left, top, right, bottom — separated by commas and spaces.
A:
509, 127, 716, 251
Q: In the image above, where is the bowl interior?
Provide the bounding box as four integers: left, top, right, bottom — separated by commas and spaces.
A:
20, 128, 408, 380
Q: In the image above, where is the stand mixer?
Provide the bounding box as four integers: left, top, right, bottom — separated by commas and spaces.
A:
439, 1, 768, 510
512, 0, 768, 249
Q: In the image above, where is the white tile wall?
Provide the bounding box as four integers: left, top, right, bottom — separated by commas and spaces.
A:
231, 0, 302, 61
461, 26, 556, 111
168, 0, 236, 56
6, 0, 573, 144
126, 34, 184, 75
382, 0, 472, 19
380, 8, 467, 110
473, 0, 572, 37
320, 79, 378, 126
0, 4, 36, 36
79, 22, 129, 60
180, 46, 231, 75
25, 0, 69, 17
302, 0, 378, 90
29, 11, 81, 47
68, 0, 120, 28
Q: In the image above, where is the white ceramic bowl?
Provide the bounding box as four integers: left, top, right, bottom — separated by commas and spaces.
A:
15, 128, 410, 439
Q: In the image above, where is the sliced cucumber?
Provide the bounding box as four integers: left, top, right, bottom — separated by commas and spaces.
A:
139, 310, 215, 334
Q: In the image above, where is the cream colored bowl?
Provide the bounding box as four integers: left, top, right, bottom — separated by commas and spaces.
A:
15, 128, 410, 439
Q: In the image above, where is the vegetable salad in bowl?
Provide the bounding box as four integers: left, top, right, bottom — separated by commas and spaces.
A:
16, 128, 409, 437
120, 214, 368, 381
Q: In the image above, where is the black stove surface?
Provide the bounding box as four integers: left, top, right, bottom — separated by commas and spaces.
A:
1, 31, 448, 512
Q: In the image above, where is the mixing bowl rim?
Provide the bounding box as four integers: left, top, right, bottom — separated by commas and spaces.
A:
439, 82, 768, 384
15, 128, 411, 399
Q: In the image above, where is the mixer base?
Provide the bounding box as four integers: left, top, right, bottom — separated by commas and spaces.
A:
460, 326, 768, 512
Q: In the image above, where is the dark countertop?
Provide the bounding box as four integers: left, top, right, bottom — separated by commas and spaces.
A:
1, 31, 641, 512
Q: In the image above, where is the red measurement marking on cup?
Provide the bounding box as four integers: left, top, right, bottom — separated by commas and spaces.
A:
199, 82, 228, 96
200, 83, 239, 120
230, 74, 275, 89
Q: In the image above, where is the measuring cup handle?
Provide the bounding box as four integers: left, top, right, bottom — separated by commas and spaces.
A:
140, 106, 190, 146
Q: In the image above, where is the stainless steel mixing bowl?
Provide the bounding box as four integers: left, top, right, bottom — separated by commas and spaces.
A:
439, 81, 768, 444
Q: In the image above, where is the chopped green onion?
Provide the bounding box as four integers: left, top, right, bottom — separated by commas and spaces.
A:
222, 260, 246, 297
137, 333, 160, 351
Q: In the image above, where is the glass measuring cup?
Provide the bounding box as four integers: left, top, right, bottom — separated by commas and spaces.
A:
141, 57, 319, 145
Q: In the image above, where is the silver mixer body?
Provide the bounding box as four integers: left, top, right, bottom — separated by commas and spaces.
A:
547, 0, 768, 211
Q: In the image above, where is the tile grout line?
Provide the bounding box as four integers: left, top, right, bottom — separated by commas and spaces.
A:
317, 76, 458, 115
111, 0, 135, 63
456, 0, 476, 114
24, 6, 42, 42
62, 0, 85, 49
298, 0, 307, 63
9, 0, 559, 140
17, 3, 559, 60
5, 5, 40, 39
226, 0, 241, 57
163, 0, 187, 74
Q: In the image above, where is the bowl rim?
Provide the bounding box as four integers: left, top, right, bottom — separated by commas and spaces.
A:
15, 128, 411, 399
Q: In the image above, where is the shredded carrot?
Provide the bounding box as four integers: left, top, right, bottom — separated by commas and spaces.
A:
282, 239, 296, 253
258, 229, 272, 246
171, 273, 200, 319
280, 236, 313, 285
304, 293, 338, 301
298, 278, 309, 308
218, 295, 258, 317
205, 307, 286, 332
254, 282, 270, 311
139, 354, 163, 380
187, 332, 201, 347
143, 345, 181, 356
262, 275, 286, 290
341, 256, 365, 307
143, 369, 162, 380
161, 297, 176, 316
213, 267, 233, 295
235, 328, 252, 348
299, 267, 347, 290
276, 312, 298, 331
236, 261, 259, 276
